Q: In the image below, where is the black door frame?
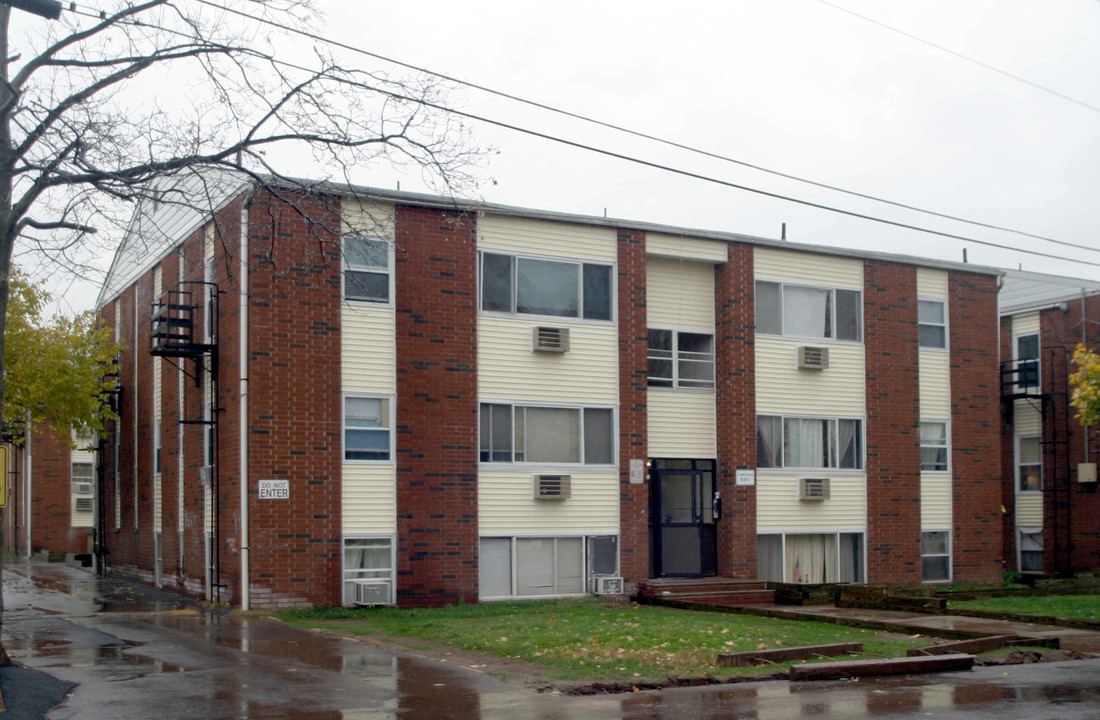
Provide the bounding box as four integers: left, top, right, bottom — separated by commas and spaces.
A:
649, 458, 718, 578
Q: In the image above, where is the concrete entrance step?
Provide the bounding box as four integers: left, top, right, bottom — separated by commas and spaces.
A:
637, 577, 775, 605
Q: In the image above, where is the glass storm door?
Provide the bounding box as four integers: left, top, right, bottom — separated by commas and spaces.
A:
651, 460, 717, 577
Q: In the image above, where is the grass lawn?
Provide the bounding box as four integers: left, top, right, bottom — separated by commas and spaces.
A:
950, 594, 1100, 621
277, 598, 931, 683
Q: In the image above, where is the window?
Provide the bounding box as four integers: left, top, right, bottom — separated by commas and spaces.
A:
756, 415, 863, 469
479, 403, 614, 465
71, 462, 94, 489
343, 537, 393, 605
755, 280, 862, 341
757, 532, 864, 583
920, 421, 949, 472
344, 235, 391, 303
1015, 333, 1040, 391
480, 536, 597, 598
344, 396, 392, 461
480, 252, 612, 321
1017, 435, 1042, 491
647, 329, 715, 389
1019, 528, 1044, 572
921, 530, 951, 582
918, 299, 946, 349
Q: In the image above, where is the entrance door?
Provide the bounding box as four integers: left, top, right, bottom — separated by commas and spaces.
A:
650, 459, 717, 577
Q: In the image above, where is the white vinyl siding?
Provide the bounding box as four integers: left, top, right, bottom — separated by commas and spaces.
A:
478, 317, 618, 404
1015, 406, 1042, 436
1016, 493, 1044, 527
917, 267, 949, 298
1012, 312, 1041, 336
648, 392, 716, 458
341, 307, 396, 393
479, 215, 616, 264
756, 474, 867, 532
478, 470, 619, 535
755, 339, 865, 416
153, 265, 163, 535
341, 198, 395, 236
919, 350, 951, 417
921, 473, 952, 527
342, 465, 397, 535
646, 258, 715, 331
754, 247, 863, 290
70, 450, 95, 528
645, 233, 728, 263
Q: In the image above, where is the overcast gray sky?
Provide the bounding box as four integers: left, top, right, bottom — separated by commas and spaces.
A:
34, 0, 1100, 311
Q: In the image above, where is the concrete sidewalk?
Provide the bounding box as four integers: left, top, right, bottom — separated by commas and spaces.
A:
729, 602, 1100, 654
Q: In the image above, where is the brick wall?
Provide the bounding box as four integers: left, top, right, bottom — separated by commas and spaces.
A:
950, 271, 1002, 584
715, 243, 756, 579
244, 190, 343, 607
394, 204, 479, 607
617, 229, 649, 587
864, 260, 921, 583
25, 426, 91, 555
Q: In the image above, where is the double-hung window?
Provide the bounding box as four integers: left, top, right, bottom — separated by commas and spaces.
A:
918, 299, 947, 349
647, 329, 715, 389
920, 421, 949, 472
480, 252, 613, 321
344, 395, 393, 461
921, 531, 951, 582
755, 281, 862, 341
1017, 435, 1041, 491
756, 415, 863, 469
1015, 333, 1040, 392
344, 235, 391, 303
480, 403, 614, 465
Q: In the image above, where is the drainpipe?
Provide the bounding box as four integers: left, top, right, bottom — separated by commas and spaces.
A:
23, 416, 30, 557
1083, 290, 1089, 463
239, 198, 251, 611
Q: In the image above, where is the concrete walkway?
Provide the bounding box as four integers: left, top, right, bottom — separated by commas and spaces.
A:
734, 602, 1100, 653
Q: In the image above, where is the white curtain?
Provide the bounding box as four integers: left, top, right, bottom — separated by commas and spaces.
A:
519, 407, 580, 463
785, 534, 838, 583
783, 286, 831, 338
757, 416, 782, 467
786, 418, 829, 467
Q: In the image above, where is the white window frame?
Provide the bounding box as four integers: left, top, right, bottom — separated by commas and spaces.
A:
756, 414, 865, 471
479, 535, 596, 600
917, 297, 948, 350
919, 420, 950, 473
1016, 434, 1042, 493
341, 535, 395, 606
1018, 527, 1044, 574
754, 279, 863, 343
343, 394, 395, 463
920, 529, 952, 583
479, 401, 617, 467
1013, 332, 1040, 392
478, 251, 615, 323
342, 234, 394, 306
646, 328, 715, 390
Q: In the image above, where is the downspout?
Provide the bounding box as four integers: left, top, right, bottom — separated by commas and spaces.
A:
1083, 289, 1089, 463
239, 198, 251, 611
23, 416, 30, 557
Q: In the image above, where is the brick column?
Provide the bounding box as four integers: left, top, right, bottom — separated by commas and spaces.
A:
616, 229, 649, 587
950, 271, 1003, 583
394, 205, 479, 607
715, 243, 756, 579
864, 260, 921, 583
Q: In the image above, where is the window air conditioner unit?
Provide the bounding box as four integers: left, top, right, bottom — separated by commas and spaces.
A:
797, 346, 829, 370
799, 477, 830, 500
199, 466, 213, 487
74, 497, 93, 512
534, 474, 571, 500
592, 576, 624, 595
73, 482, 93, 495
1079, 463, 1098, 484
353, 579, 392, 606
532, 326, 570, 353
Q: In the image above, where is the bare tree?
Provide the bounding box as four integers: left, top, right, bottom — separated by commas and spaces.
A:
0, 0, 480, 659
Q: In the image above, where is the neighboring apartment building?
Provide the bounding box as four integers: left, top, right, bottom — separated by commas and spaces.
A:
93, 172, 1004, 609
4, 424, 97, 563
998, 269, 1100, 576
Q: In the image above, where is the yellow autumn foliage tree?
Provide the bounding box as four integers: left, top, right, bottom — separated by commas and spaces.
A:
3, 269, 121, 442
1069, 343, 1100, 427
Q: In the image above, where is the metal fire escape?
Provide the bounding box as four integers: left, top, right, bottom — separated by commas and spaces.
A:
149, 283, 222, 600
1000, 346, 1072, 575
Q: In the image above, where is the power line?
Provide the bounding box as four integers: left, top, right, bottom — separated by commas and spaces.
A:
186, 0, 1100, 258
816, 0, 1100, 114
56, 2, 1100, 270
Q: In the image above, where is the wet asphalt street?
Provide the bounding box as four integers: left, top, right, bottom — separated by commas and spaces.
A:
4, 558, 1100, 719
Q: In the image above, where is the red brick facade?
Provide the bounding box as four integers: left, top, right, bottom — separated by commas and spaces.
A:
863, 260, 921, 583
715, 243, 757, 579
